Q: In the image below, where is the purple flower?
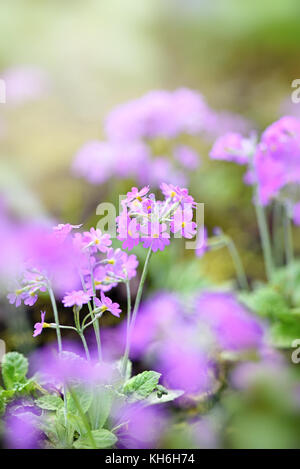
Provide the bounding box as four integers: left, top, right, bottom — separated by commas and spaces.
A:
156, 324, 214, 394
171, 206, 197, 239
160, 182, 195, 206
125, 186, 149, 203
62, 290, 91, 308
72, 141, 116, 184
173, 145, 200, 170
113, 403, 167, 449
82, 227, 112, 253
117, 214, 140, 251
94, 291, 122, 317
210, 132, 254, 164
5, 410, 40, 449
122, 253, 139, 280
254, 116, 300, 205
195, 291, 264, 351
33, 311, 47, 337
52, 223, 82, 242
3, 65, 49, 105
140, 221, 170, 252
7, 290, 24, 307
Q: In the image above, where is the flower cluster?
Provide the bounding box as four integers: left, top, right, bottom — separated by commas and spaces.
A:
7, 223, 137, 323
117, 184, 197, 253
210, 116, 300, 210
73, 88, 252, 188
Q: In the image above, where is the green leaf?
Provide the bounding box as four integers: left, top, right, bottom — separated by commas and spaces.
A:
123, 371, 161, 399
88, 386, 113, 430
36, 394, 64, 411
270, 319, 300, 348
2, 352, 28, 389
73, 429, 117, 449
146, 389, 184, 405
67, 384, 93, 415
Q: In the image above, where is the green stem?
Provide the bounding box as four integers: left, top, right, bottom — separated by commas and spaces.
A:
68, 387, 96, 449
272, 201, 284, 267
79, 332, 91, 361
48, 287, 62, 353
122, 247, 152, 376
226, 237, 249, 291
122, 280, 132, 377
283, 205, 294, 294
48, 286, 67, 424
80, 270, 102, 361
254, 201, 273, 282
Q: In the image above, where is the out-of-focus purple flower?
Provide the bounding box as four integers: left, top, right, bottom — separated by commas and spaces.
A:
62, 290, 91, 308
2, 65, 49, 105
174, 145, 200, 170
254, 116, 300, 205
230, 360, 285, 391
31, 344, 115, 386
140, 157, 188, 188
52, 223, 82, 242
156, 324, 214, 394
72, 141, 116, 184
195, 291, 264, 351
73, 140, 151, 185
95, 291, 122, 318
33, 310, 47, 337
293, 201, 300, 225
5, 413, 40, 449
114, 403, 167, 449
210, 132, 254, 164
124, 292, 181, 359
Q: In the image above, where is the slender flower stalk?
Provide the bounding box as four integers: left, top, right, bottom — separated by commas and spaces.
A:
48, 286, 62, 353
121, 246, 152, 378
283, 204, 295, 294
79, 332, 91, 361
122, 279, 132, 377
272, 201, 284, 267
225, 237, 249, 291
79, 269, 102, 361
254, 200, 273, 282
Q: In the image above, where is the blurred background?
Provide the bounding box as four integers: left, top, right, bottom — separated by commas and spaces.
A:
1, 0, 300, 448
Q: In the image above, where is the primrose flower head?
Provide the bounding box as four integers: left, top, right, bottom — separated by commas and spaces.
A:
117, 184, 197, 253
62, 290, 91, 308
82, 227, 112, 253
94, 291, 122, 318
210, 132, 255, 164
33, 310, 49, 337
